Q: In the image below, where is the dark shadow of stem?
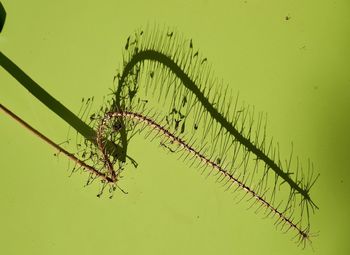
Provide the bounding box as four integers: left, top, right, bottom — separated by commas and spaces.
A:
0, 51, 125, 161
0, 2, 6, 33
115, 49, 314, 205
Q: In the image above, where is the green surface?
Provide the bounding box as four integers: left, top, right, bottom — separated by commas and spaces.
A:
1, 0, 350, 254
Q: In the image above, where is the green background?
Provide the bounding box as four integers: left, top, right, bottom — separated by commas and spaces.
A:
1, 0, 349, 254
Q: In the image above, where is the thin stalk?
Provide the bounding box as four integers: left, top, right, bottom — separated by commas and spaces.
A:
0, 103, 114, 183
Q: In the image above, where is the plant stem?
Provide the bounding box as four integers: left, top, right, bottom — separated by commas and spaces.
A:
0, 103, 114, 183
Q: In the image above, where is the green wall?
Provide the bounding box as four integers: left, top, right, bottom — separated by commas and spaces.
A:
1, 1, 349, 254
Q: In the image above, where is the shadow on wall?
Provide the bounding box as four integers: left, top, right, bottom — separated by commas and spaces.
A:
0, 2, 6, 33
0, 3, 125, 161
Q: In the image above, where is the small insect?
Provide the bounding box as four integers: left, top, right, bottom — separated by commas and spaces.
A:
125, 36, 130, 50
285, 15, 291, 21
180, 122, 185, 134
170, 108, 177, 115
137, 98, 149, 104
174, 119, 181, 130
113, 122, 122, 132
182, 96, 187, 107
167, 31, 174, 37
165, 116, 170, 125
